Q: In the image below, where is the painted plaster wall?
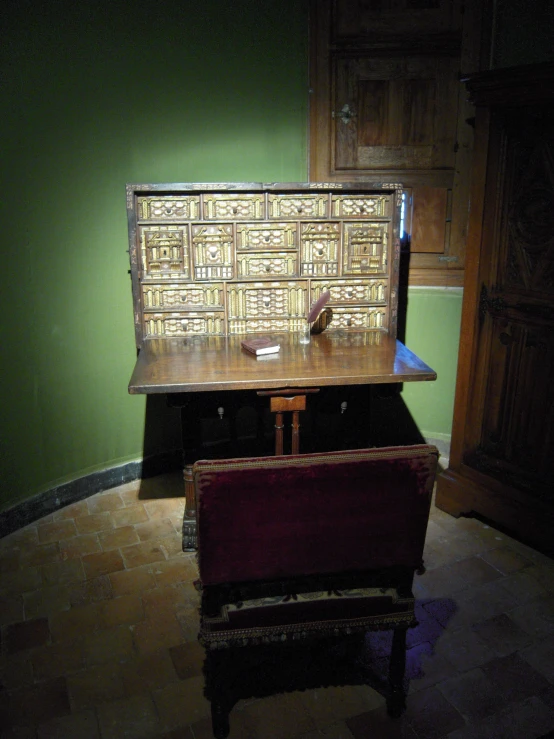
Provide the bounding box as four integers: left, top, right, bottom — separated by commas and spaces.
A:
0, 0, 462, 510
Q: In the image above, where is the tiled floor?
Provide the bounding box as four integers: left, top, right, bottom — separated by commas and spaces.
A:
2, 470, 554, 739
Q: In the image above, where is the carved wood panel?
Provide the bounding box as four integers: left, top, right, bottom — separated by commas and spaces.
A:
333, 56, 459, 173
464, 106, 554, 499
471, 317, 554, 497
436, 64, 554, 555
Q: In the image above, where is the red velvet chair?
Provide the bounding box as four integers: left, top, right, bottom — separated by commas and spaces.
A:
194, 444, 438, 738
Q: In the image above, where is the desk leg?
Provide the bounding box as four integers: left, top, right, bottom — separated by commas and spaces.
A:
182, 465, 197, 551
291, 410, 301, 455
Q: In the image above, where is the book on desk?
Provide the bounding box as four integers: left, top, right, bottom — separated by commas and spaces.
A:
241, 337, 281, 357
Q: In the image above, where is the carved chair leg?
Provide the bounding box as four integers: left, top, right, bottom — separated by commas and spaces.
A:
387, 625, 408, 718
182, 464, 197, 551
211, 700, 231, 739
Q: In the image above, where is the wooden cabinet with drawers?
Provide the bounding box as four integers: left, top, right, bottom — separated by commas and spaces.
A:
126, 182, 403, 348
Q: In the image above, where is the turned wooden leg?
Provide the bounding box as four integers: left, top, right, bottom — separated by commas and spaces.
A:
275, 411, 284, 455
387, 626, 408, 718
291, 410, 301, 454
182, 464, 197, 551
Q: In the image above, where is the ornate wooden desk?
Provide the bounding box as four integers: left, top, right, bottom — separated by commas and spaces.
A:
126, 183, 436, 548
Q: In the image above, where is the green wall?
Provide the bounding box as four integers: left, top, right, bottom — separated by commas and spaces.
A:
0, 0, 462, 513
402, 288, 463, 444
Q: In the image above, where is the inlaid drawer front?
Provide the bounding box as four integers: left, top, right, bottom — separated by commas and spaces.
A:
236, 223, 297, 250
192, 225, 234, 280
343, 223, 388, 275
139, 226, 190, 279
228, 317, 303, 334
323, 306, 388, 330
311, 279, 387, 305
268, 194, 329, 219
144, 312, 225, 337
331, 195, 390, 218
237, 253, 298, 278
136, 196, 200, 221
203, 195, 264, 220
227, 281, 308, 322
300, 223, 340, 276
142, 284, 224, 310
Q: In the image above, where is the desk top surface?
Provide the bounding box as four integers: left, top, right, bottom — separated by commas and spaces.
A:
128, 332, 436, 394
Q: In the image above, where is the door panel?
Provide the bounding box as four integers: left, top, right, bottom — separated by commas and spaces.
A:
333, 56, 459, 173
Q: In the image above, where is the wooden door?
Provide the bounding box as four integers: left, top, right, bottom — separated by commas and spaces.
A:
436, 63, 554, 555
310, 0, 491, 286
463, 105, 554, 498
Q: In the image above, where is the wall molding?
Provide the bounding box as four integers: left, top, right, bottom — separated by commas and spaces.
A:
0, 450, 182, 539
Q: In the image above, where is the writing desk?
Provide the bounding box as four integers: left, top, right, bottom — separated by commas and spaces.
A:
129, 331, 436, 548
126, 181, 437, 548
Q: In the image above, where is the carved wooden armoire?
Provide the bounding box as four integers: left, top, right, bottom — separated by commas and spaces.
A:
436, 63, 554, 555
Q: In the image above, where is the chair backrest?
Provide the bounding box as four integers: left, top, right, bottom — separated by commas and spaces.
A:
195, 445, 438, 587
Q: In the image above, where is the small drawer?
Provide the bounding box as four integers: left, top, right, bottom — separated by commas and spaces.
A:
139, 226, 190, 279
136, 196, 200, 221
331, 194, 391, 218
323, 306, 388, 331
192, 224, 234, 280
228, 317, 299, 334
343, 222, 389, 275
300, 222, 340, 276
142, 283, 224, 310
311, 279, 388, 305
227, 281, 308, 322
144, 312, 225, 337
268, 194, 329, 219
203, 194, 264, 220
237, 253, 298, 278
236, 223, 297, 250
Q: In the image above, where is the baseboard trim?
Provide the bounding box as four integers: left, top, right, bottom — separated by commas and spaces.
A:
0, 450, 182, 539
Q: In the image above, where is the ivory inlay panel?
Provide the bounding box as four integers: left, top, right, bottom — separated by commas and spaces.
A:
144, 312, 225, 337
236, 223, 297, 250
343, 223, 388, 275
139, 226, 190, 279
142, 284, 224, 309
300, 222, 340, 276
268, 194, 328, 219
237, 253, 298, 278
192, 224, 234, 280
311, 279, 387, 305
331, 195, 390, 218
137, 196, 200, 221
203, 195, 264, 220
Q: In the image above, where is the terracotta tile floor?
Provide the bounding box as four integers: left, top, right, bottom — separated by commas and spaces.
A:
2, 471, 554, 738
